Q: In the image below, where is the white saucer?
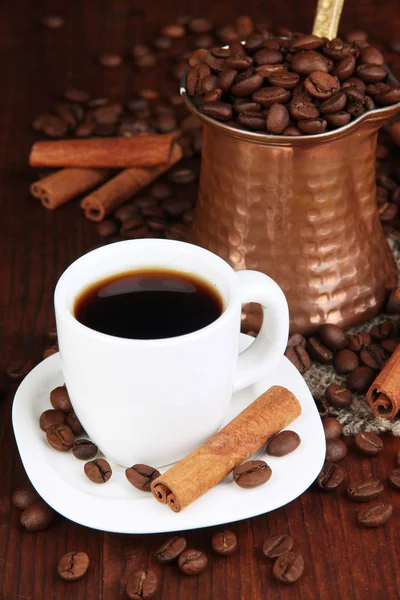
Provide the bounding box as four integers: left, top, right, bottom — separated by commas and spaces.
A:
12, 334, 325, 534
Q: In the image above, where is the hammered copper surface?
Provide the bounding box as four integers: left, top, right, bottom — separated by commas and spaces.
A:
182, 88, 400, 334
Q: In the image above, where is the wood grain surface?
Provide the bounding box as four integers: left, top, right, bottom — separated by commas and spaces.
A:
0, 1, 399, 599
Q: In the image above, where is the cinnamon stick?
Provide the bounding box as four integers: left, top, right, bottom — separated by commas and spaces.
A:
29, 133, 175, 169
30, 168, 112, 210
81, 142, 182, 222
151, 386, 301, 512
367, 345, 400, 419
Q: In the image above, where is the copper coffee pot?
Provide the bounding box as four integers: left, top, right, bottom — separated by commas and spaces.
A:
181, 76, 400, 334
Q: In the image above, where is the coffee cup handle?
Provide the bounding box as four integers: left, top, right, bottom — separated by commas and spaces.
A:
233, 270, 289, 393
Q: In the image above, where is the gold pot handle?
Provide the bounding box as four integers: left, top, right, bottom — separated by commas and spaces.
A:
312, 0, 345, 39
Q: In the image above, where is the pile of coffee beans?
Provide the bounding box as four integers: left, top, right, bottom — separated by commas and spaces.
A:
12, 488, 56, 532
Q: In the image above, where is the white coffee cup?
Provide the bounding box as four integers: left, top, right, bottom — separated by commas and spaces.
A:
55, 239, 289, 467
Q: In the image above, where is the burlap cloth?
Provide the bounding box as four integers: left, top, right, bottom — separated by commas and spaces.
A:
303, 240, 400, 437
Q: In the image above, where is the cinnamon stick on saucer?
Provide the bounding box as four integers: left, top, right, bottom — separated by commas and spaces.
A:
30, 168, 113, 209
151, 386, 301, 513
81, 142, 182, 222
29, 133, 175, 169
367, 345, 400, 419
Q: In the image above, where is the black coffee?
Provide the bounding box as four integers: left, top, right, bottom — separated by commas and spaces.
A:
74, 269, 223, 339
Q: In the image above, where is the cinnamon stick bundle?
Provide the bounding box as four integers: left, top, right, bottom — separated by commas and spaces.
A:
151, 386, 301, 512
29, 133, 175, 169
81, 143, 182, 222
30, 168, 112, 209
367, 345, 400, 419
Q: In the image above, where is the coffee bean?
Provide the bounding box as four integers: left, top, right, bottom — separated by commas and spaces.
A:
178, 549, 208, 575
304, 71, 339, 99
148, 182, 172, 200
284, 345, 310, 374
323, 39, 353, 59
325, 383, 352, 408
266, 431, 300, 456
370, 321, 393, 341
263, 534, 294, 558
244, 34, 264, 54
186, 64, 211, 96
266, 103, 290, 134
218, 68, 238, 92
72, 439, 98, 460
334, 349, 359, 374
125, 464, 160, 491
320, 92, 347, 114
347, 366, 375, 393
323, 417, 343, 439
316, 462, 344, 491
66, 410, 83, 434
348, 479, 384, 502
252, 86, 291, 107
307, 337, 334, 363
96, 219, 119, 238
292, 35, 324, 51
333, 55, 356, 80
57, 551, 90, 581
211, 530, 237, 556
200, 101, 232, 121
41, 15, 64, 29
273, 551, 304, 584
84, 459, 112, 484
389, 469, 400, 489
313, 394, 331, 418
46, 424, 75, 451
360, 344, 386, 370
20, 500, 55, 532
386, 289, 400, 314
235, 15, 254, 38
289, 100, 320, 120
50, 385, 72, 412
238, 111, 266, 130
354, 432, 383, 456
233, 460, 272, 488
6, 359, 34, 381
156, 536, 187, 564
268, 72, 300, 89
291, 51, 329, 75
319, 324, 348, 350
325, 438, 347, 462
126, 569, 159, 599
98, 52, 123, 68
358, 501, 393, 527
169, 168, 196, 185
189, 18, 213, 34
33, 113, 68, 137
287, 333, 306, 348
232, 70, 263, 97
40, 409, 65, 431
356, 64, 387, 83
325, 111, 351, 127
12, 488, 37, 510
381, 339, 400, 354
298, 117, 327, 134
153, 36, 172, 50
348, 332, 371, 352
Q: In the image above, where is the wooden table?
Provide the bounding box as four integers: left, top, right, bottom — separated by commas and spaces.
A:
1, 1, 399, 598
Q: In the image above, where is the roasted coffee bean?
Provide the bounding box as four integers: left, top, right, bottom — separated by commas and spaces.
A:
211, 530, 238, 555
263, 534, 294, 558
347, 366, 375, 393
218, 68, 238, 92
66, 410, 83, 434
125, 464, 160, 491
233, 460, 272, 488
156, 536, 187, 564
298, 118, 327, 134
238, 111, 266, 130
50, 385, 72, 412
57, 551, 90, 581
233, 99, 261, 114
46, 424, 75, 452
370, 321, 393, 341
291, 51, 329, 75
343, 85, 365, 102
268, 72, 300, 89
266, 103, 289, 134
348, 332, 371, 352
291, 34, 324, 51
178, 549, 208, 575
169, 168, 196, 185
201, 88, 223, 103
12, 488, 37, 510
33, 113, 68, 137
235, 15, 254, 38
381, 339, 399, 354
307, 337, 333, 363
186, 64, 211, 96
319, 324, 348, 350
231, 70, 263, 97
292, 83, 313, 102
165, 223, 189, 241
161, 23, 185, 38
356, 64, 387, 83
325, 383, 352, 408
126, 569, 159, 599
358, 501, 393, 527
98, 52, 123, 68
154, 113, 177, 133
149, 182, 172, 200
359, 46, 384, 66
6, 359, 34, 381
348, 478, 384, 502
320, 92, 347, 114
333, 55, 356, 80
374, 85, 400, 106
273, 551, 304, 584
153, 35, 172, 50
323, 417, 343, 439
96, 219, 119, 238
115, 204, 140, 222
289, 100, 320, 120
325, 438, 347, 462
325, 111, 351, 127
389, 469, 400, 489
334, 349, 359, 374
316, 462, 344, 491
284, 344, 310, 374
313, 394, 331, 417
84, 459, 112, 483
254, 48, 284, 66
244, 34, 264, 54
120, 216, 145, 234
189, 17, 213, 34
201, 74, 219, 94
40, 409, 65, 431
252, 87, 291, 107
360, 344, 386, 370
72, 439, 98, 460
225, 55, 254, 71
189, 48, 209, 67
20, 500, 55, 532
193, 34, 215, 50
287, 333, 306, 348
200, 101, 232, 121
266, 430, 300, 456
354, 432, 383, 456
323, 39, 353, 59
161, 197, 192, 216
346, 101, 365, 117
304, 71, 339, 99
